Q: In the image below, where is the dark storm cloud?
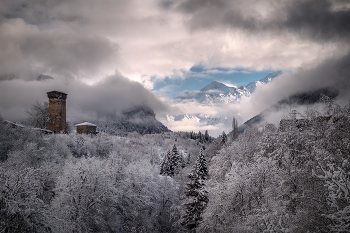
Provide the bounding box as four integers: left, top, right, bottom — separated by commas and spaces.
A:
67, 73, 168, 120
0, 0, 122, 81
0, 73, 168, 122
176, 0, 350, 42
0, 0, 71, 25
0, 18, 118, 81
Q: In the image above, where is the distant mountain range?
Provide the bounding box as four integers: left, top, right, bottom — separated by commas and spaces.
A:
176, 71, 283, 105
166, 71, 284, 131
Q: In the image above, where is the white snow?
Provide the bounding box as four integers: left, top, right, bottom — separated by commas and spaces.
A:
75, 122, 96, 126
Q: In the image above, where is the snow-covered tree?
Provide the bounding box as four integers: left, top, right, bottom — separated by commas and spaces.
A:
204, 130, 209, 143
160, 150, 171, 176
220, 131, 227, 146
0, 147, 55, 232
160, 144, 184, 177
181, 148, 209, 232
198, 131, 203, 144
232, 116, 238, 141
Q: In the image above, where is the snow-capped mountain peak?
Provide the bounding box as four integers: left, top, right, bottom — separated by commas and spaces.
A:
176, 70, 283, 104
200, 80, 232, 92
164, 71, 284, 133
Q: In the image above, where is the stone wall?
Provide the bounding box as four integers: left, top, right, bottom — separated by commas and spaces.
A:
47, 91, 67, 134
77, 125, 96, 134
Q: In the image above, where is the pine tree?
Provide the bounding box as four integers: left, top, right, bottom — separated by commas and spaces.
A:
170, 144, 183, 175
160, 144, 183, 177
204, 130, 209, 143
232, 117, 238, 140
194, 148, 208, 180
198, 131, 203, 143
181, 148, 209, 232
160, 150, 171, 175
221, 131, 227, 146
187, 152, 191, 165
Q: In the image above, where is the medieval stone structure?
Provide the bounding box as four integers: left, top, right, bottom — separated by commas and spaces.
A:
76, 122, 97, 134
47, 91, 67, 134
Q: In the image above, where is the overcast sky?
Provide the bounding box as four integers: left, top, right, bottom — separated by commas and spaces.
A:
0, 0, 350, 133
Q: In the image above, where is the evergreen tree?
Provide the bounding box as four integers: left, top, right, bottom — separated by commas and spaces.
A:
170, 144, 183, 175
198, 131, 203, 143
181, 148, 209, 232
220, 131, 227, 146
194, 148, 208, 180
232, 117, 238, 140
160, 150, 171, 175
160, 144, 183, 177
204, 130, 209, 143
187, 152, 191, 165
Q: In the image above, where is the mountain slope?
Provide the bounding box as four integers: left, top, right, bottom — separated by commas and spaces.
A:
75, 105, 170, 136
237, 87, 339, 133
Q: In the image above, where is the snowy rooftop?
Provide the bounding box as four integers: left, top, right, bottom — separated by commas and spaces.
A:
4, 120, 25, 128
75, 122, 96, 127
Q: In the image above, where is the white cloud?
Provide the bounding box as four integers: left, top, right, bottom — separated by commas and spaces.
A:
0, 73, 168, 122
0, 0, 347, 87
1, 0, 349, 135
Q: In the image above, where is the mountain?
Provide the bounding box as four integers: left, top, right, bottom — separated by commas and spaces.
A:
74, 105, 171, 136
176, 71, 283, 105
164, 71, 284, 133
237, 87, 340, 134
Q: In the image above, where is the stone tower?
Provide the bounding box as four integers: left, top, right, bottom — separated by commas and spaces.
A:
47, 91, 67, 133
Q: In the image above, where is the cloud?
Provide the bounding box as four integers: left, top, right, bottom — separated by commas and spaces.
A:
0, 72, 168, 122
0, 0, 349, 135
157, 98, 240, 136
162, 50, 350, 134
0, 18, 119, 81
1, 0, 347, 86
175, 0, 350, 42
237, 51, 350, 120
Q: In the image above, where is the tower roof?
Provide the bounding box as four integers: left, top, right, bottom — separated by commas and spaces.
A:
47, 91, 68, 99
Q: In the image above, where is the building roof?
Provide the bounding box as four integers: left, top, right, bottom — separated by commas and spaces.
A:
75, 122, 96, 127
4, 120, 25, 128
47, 90, 68, 95
47, 91, 68, 99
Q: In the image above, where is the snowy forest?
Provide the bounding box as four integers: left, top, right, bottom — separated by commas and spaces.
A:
1, 96, 350, 233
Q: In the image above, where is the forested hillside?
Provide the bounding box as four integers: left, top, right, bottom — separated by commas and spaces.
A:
1, 97, 350, 232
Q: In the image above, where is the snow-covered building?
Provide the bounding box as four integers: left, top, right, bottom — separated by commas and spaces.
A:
76, 122, 97, 134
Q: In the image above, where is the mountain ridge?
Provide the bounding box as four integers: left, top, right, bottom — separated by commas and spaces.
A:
163, 71, 284, 134
175, 70, 283, 104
